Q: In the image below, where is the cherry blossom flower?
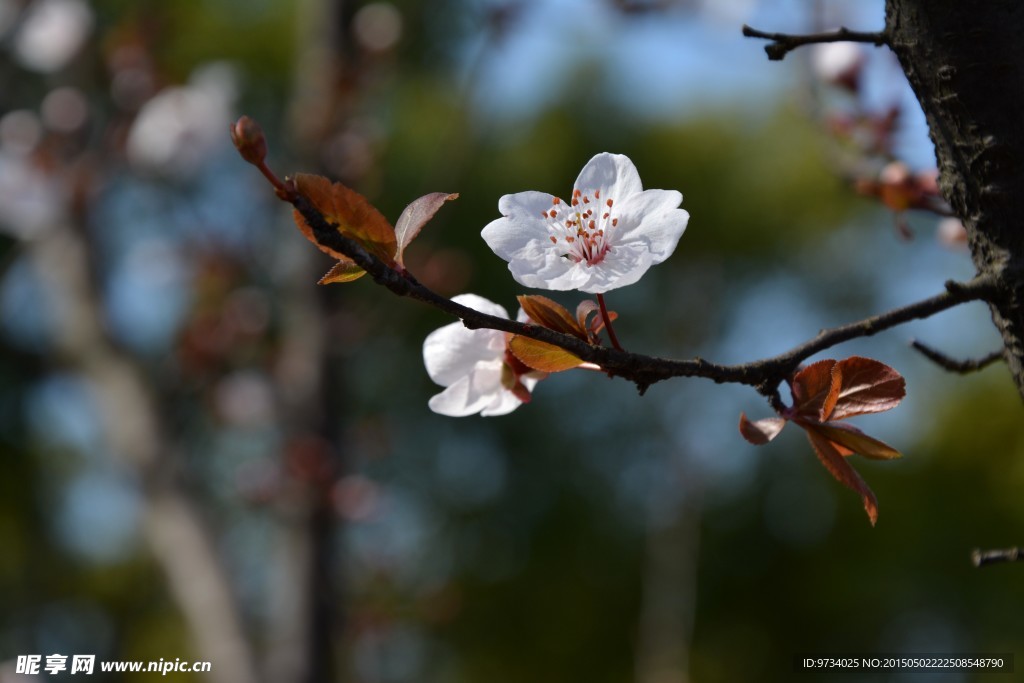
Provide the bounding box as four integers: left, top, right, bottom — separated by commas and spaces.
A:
481, 153, 689, 294
423, 294, 541, 417
811, 41, 865, 91
937, 217, 968, 249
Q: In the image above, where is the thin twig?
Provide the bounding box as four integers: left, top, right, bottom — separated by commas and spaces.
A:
910, 340, 1003, 374
742, 24, 888, 61
972, 547, 1024, 567
748, 276, 999, 388
597, 293, 623, 351
288, 191, 997, 395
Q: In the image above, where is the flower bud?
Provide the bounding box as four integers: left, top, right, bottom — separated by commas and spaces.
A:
231, 115, 268, 165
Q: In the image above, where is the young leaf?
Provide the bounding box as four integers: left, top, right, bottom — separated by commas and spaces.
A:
508, 335, 584, 373
585, 306, 617, 336
805, 428, 879, 525
738, 413, 787, 445
318, 258, 367, 285
574, 298, 618, 337
394, 192, 458, 268
507, 379, 533, 404
500, 363, 536, 404
805, 422, 902, 460
791, 359, 840, 421
576, 300, 600, 333
291, 173, 397, 265
517, 295, 587, 339
829, 356, 906, 420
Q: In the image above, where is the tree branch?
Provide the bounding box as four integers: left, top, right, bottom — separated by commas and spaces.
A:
742, 24, 888, 61
288, 192, 996, 397
972, 547, 1024, 567
756, 276, 999, 373
909, 340, 1004, 374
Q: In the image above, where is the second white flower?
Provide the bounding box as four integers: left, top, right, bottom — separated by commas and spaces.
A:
481, 152, 689, 294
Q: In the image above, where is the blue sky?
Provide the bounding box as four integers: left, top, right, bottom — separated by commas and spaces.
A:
468, 3, 875, 112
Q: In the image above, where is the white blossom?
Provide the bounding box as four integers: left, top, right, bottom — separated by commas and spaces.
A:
423, 294, 538, 417
481, 153, 689, 294
811, 42, 864, 86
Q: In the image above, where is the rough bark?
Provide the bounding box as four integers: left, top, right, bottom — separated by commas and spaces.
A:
886, 0, 1024, 397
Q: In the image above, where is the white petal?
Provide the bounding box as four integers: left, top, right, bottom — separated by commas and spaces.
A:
428, 375, 490, 416
573, 153, 643, 200
812, 42, 863, 82
423, 323, 502, 386
479, 369, 542, 416
427, 359, 515, 417
480, 364, 537, 416
577, 244, 654, 294
450, 293, 510, 320
614, 189, 689, 263
483, 194, 595, 290
520, 373, 542, 392
481, 191, 557, 261
507, 246, 589, 291
424, 293, 509, 386
480, 390, 523, 417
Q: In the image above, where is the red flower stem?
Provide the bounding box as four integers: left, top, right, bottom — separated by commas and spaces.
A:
597, 293, 623, 351
255, 160, 295, 200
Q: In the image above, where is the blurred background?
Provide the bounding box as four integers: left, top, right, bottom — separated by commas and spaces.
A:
0, 0, 1021, 682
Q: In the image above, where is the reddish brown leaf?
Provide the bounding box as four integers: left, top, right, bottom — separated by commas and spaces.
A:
508, 335, 584, 373
501, 363, 536, 404
829, 356, 906, 420
318, 258, 366, 285
508, 380, 533, 404
394, 192, 458, 268
738, 413, 787, 445
517, 295, 587, 339
806, 422, 902, 460
576, 300, 600, 334
291, 173, 397, 265
805, 428, 879, 526
791, 359, 840, 421
589, 309, 617, 336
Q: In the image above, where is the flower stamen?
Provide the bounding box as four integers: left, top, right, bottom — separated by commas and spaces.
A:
544, 187, 618, 267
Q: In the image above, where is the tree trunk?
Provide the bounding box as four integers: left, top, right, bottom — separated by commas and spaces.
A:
886, 0, 1024, 397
